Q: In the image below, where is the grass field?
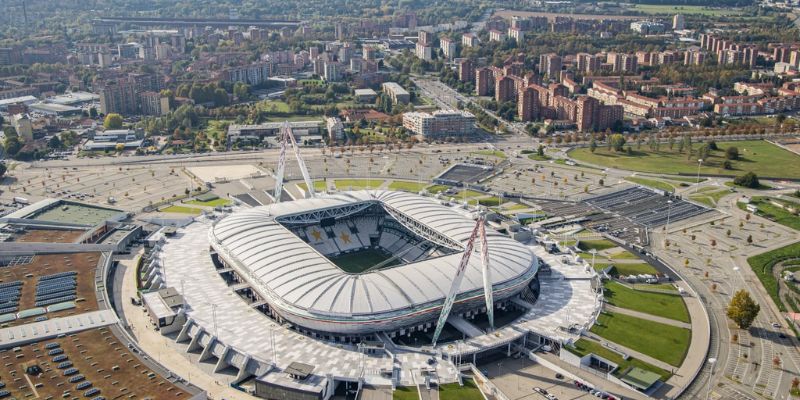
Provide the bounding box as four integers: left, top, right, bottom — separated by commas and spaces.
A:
160, 205, 202, 215
591, 312, 691, 367
577, 239, 618, 252
455, 190, 485, 199
690, 189, 730, 207
594, 262, 659, 276
426, 185, 450, 194
335, 179, 384, 190
528, 154, 551, 161
747, 242, 800, 312
185, 198, 231, 207
610, 250, 639, 260
469, 196, 501, 207
439, 379, 483, 400
630, 4, 743, 16
472, 150, 506, 159
388, 181, 428, 192
738, 197, 800, 231
393, 386, 419, 400
258, 100, 291, 113
625, 176, 676, 193
603, 281, 690, 323
569, 141, 800, 179
568, 339, 672, 381
297, 180, 328, 192
330, 248, 396, 273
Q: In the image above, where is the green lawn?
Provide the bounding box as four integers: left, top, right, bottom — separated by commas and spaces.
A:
393, 386, 419, 400
610, 250, 640, 260
603, 281, 690, 323
388, 181, 428, 192
630, 4, 743, 16
160, 205, 202, 215
747, 242, 800, 312
185, 198, 231, 207
625, 177, 676, 193
503, 203, 530, 210
258, 100, 291, 113
569, 141, 800, 179
528, 154, 551, 161
690, 189, 730, 207
426, 184, 451, 194
469, 197, 501, 206
593, 262, 659, 276
577, 239, 618, 252
329, 248, 396, 273
567, 339, 672, 381
472, 150, 506, 159
455, 190, 484, 199
334, 179, 384, 190
439, 379, 483, 400
738, 197, 800, 231
591, 312, 691, 367
297, 180, 328, 192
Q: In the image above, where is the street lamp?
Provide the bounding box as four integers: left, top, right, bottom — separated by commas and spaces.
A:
705, 357, 717, 400
589, 248, 598, 272
695, 159, 704, 193
664, 200, 673, 234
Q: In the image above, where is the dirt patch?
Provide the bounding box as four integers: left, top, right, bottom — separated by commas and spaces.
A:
2, 327, 189, 400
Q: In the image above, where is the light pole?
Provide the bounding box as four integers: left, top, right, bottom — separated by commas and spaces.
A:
695, 159, 704, 193
665, 200, 673, 234
589, 248, 598, 272
705, 357, 717, 400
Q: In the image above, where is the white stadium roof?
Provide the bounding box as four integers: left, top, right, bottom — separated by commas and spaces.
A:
211, 190, 536, 319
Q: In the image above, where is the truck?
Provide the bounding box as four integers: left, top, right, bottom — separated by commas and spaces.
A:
12, 197, 29, 205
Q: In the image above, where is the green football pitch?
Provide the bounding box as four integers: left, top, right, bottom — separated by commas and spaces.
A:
329, 248, 400, 273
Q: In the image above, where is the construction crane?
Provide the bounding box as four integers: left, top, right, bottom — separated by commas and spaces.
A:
431, 215, 493, 346
273, 121, 315, 202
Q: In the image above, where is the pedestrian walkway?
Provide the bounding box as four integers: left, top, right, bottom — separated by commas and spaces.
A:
604, 304, 691, 329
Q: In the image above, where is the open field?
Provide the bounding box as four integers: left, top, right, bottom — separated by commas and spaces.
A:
748, 241, 800, 312
690, 189, 730, 207
393, 386, 419, 400
629, 4, 744, 16
329, 248, 396, 273
576, 239, 617, 252
160, 205, 203, 215
603, 281, 690, 323
569, 140, 800, 179
388, 180, 428, 192
185, 198, 231, 207
439, 379, 484, 400
568, 339, 672, 381
297, 180, 328, 192
625, 176, 677, 193
591, 312, 691, 367
472, 150, 506, 159
738, 197, 800, 231
334, 179, 384, 189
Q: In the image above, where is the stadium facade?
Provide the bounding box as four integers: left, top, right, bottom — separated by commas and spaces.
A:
209, 190, 538, 337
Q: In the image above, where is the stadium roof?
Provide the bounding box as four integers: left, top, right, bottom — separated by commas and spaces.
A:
211, 190, 535, 317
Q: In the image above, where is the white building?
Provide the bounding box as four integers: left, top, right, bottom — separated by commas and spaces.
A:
415, 42, 432, 61
326, 117, 344, 142
672, 14, 685, 30
440, 37, 456, 60
402, 110, 476, 138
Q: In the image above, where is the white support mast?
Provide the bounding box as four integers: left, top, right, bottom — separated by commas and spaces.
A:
479, 220, 494, 331
273, 121, 315, 202
431, 216, 483, 346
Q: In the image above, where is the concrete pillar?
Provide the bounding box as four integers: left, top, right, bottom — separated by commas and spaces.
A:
234, 356, 252, 384
187, 330, 203, 352
213, 345, 230, 372
176, 319, 193, 342
507, 342, 511, 356
198, 336, 217, 362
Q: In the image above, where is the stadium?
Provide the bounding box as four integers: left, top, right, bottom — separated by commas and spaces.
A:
209, 190, 539, 338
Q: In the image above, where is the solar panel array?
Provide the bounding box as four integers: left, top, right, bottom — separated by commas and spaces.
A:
0, 281, 23, 315
34, 272, 77, 307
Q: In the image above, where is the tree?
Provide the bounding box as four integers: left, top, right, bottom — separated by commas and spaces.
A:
48, 135, 62, 149
589, 138, 597, 153
609, 134, 626, 152
723, 160, 733, 170
747, 234, 753, 245
726, 146, 740, 160
727, 289, 760, 329
89, 107, 98, 118
734, 172, 760, 188
104, 113, 123, 129
537, 145, 545, 157
0, 163, 6, 178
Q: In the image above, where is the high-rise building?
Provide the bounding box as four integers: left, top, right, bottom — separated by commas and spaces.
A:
488, 29, 506, 42
440, 37, 456, 60
508, 27, 524, 42
338, 43, 354, 64
418, 30, 434, 46
495, 76, 516, 102
222, 62, 271, 85
457, 59, 474, 83
672, 14, 685, 30
139, 91, 170, 116
415, 42, 432, 61
517, 86, 540, 121
462, 33, 478, 47
99, 81, 138, 115
576, 53, 600, 74
476, 67, 493, 96
539, 53, 562, 80
324, 61, 341, 82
